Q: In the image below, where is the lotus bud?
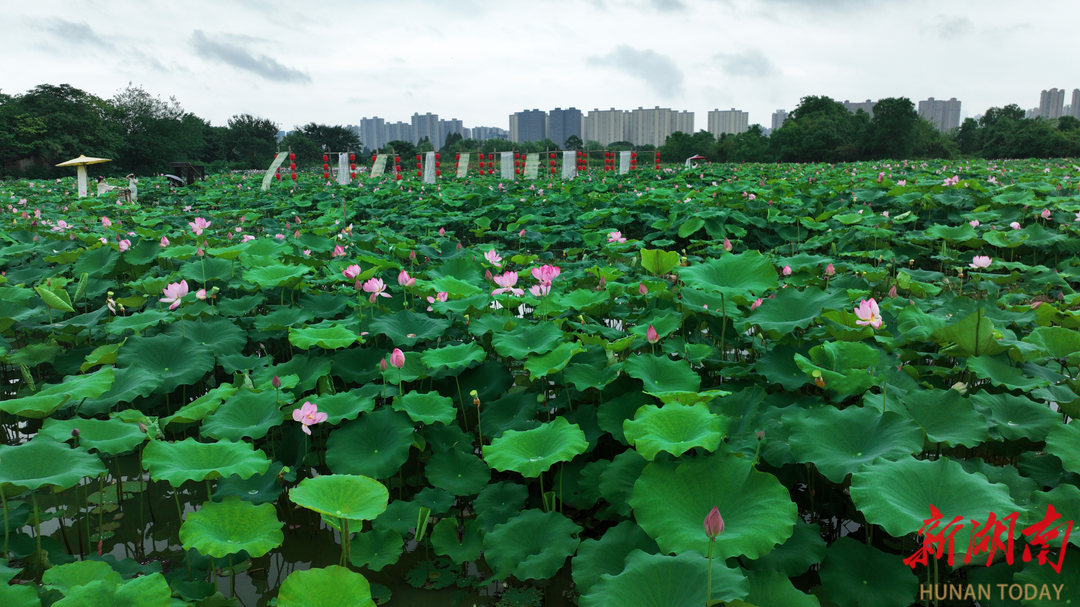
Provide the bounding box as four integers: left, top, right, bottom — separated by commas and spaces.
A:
598, 276, 606, 289
379, 358, 388, 372
71, 428, 81, 438
755, 430, 764, 441
272, 375, 282, 389
951, 382, 968, 395
639, 283, 648, 295
646, 325, 659, 344
409, 250, 416, 260
723, 237, 732, 252
825, 263, 835, 276
456, 242, 462, 250
888, 285, 898, 298
138, 422, 148, 434
438, 227, 445, 236
390, 348, 406, 369
782, 265, 792, 276
485, 269, 493, 281
704, 506, 724, 539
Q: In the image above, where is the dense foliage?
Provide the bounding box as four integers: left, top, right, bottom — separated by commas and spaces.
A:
2, 160, 1080, 606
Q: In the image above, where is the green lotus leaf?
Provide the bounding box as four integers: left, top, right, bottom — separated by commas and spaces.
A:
1023, 325, 1080, 365
79, 365, 159, 415
932, 308, 1008, 357
430, 518, 483, 564
289, 322, 359, 350
379, 350, 429, 383
372, 499, 422, 536
564, 361, 623, 392
623, 354, 701, 395
623, 402, 727, 460
598, 390, 653, 444
629, 453, 797, 559
926, 223, 978, 243
755, 345, 813, 391
491, 321, 565, 359
244, 264, 311, 289
163, 384, 237, 426
254, 354, 332, 394
0, 393, 69, 419
0, 576, 41, 607
213, 462, 284, 506
483, 417, 588, 477
290, 474, 388, 521
72, 246, 119, 278
904, 389, 990, 447
572, 520, 660, 593
971, 392, 1061, 442
52, 572, 171, 607
43, 560, 122, 593
420, 342, 487, 371
326, 408, 414, 479
480, 390, 542, 438
600, 449, 649, 517
161, 317, 246, 359
40, 417, 146, 456
392, 390, 457, 425
368, 310, 450, 347
475, 481, 529, 533
254, 305, 314, 331
1029, 484, 1080, 549
348, 529, 403, 571
679, 251, 779, 299
300, 388, 375, 425
1045, 420, 1080, 475
793, 341, 881, 400
744, 519, 827, 578
747, 286, 848, 337
818, 537, 918, 607
200, 387, 284, 441
785, 407, 923, 483
640, 248, 680, 276
626, 311, 681, 342
277, 565, 375, 607
559, 288, 612, 314
331, 347, 389, 384
142, 438, 270, 487
179, 256, 232, 282
738, 568, 820, 607
117, 333, 215, 394
524, 341, 585, 380
36, 366, 115, 402
0, 437, 106, 495
850, 456, 1025, 560
483, 509, 582, 581
965, 354, 1048, 391
428, 275, 483, 297
105, 309, 170, 335
579, 550, 749, 607
179, 496, 284, 558
1013, 547, 1080, 606
425, 449, 490, 496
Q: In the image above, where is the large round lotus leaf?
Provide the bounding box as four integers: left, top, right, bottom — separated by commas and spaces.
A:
483, 509, 582, 581
0, 437, 106, 495
179, 496, 284, 558
475, 481, 529, 533
117, 333, 215, 394
34, 366, 115, 402
850, 456, 1024, 560
326, 408, 414, 479
1045, 419, 1080, 475
163, 384, 237, 426
564, 361, 623, 392
793, 341, 880, 400
629, 453, 797, 560
737, 568, 820, 607
971, 392, 1061, 442
331, 347, 389, 385
1023, 325, 1080, 365
142, 438, 270, 487
958, 458, 1038, 508
572, 520, 660, 593
255, 305, 314, 331
1013, 550, 1080, 606
0, 578, 40, 607
392, 390, 457, 425
277, 565, 375, 607
483, 417, 588, 477
965, 354, 1048, 391
598, 390, 652, 445
372, 500, 422, 536
599, 449, 649, 517
480, 390, 542, 438
744, 519, 826, 578
43, 560, 121, 593
368, 310, 450, 347
213, 462, 284, 506
178, 256, 231, 282
162, 317, 245, 358
623, 354, 702, 396
51, 572, 171, 607
1029, 484, 1080, 549
579, 549, 749, 607
491, 321, 564, 358
747, 286, 848, 337
430, 518, 483, 564
40, 417, 146, 456
0, 393, 69, 419
425, 449, 490, 496
79, 365, 159, 415
679, 251, 779, 299
903, 389, 990, 447
524, 341, 586, 380
244, 264, 311, 289
290, 474, 389, 521
624, 402, 727, 460
289, 322, 359, 350
818, 537, 918, 607
348, 529, 403, 571
200, 388, 283, 441
785, 407, 923, 483
297, 388, 375, 425
755, 345, 813, 391
421, 342, 487, 371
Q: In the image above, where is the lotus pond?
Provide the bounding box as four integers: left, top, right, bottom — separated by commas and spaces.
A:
2, 160, 1080, 607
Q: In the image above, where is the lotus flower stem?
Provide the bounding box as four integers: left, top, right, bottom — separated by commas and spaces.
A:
453, 374, 468, 432
114, 458, 124, 505
1, 488, 9, 558
31, 492, 42, 568
229, 554, 235, 597
339, 517, 350, 566
720, 293, 727, 361
174, 489, 193, 580
705, 538, 714, 605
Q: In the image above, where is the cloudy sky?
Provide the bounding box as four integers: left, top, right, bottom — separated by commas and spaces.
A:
6, 0, 1077, 133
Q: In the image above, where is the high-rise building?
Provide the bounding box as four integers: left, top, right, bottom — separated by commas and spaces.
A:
771, 110, 788, 131
358, 117, 387, 150
548, 108, 584, 149
843, 99, 876, 118
386, 121, 412, 144
1071, 90, 1080, 119
584, 108, 630, 145
624, 106, 694, 147
707, 109, 749, 137
511, 109, 546, 143
917, 98, 962, 132
411, 112, 441, 149
1026, 108, 1039, 120
1039, 89, 1066, 119
472, 126, 508, 141
672, 110, 694, 136
439, 119, 465, 145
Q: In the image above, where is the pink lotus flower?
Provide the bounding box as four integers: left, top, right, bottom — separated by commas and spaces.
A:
241, 235, 256, 243
854, 298, 883, 329
342, 264, 361, 280
292, 401, 327, 436
969, 220, 979, 228
389, 348, 406, 369
363, 278, 392, 303
1041, 209, 1051, 219
398, 270, 416, 286
484, 250, 503, 267
608, 231, 627, 244
646, 325, 659, 344
750, 298, 763, 311
704, 506, 724, 539
882, 211, 889, 218
531, 265, 561, 283
188, 217, 210, 236
118, 239, 131, 252
426, 291, 448, 311
332, 245, 346, 257
51, 220, 69, 232
101, 216, 112, 228
1010, 222, 1022, 230
492, 271, 524, 296
99, 237, 108, 245
159, 236, 169, 248
1074, 212, 1080, 223
897, 180, 906, 187
639, 283, 648, 295
970, 255, 992, 269
160, 280, 189, 310
782, 265, 792, 276
274, 234, 285, 240
196, 289, 207, 300
530, 283, 551, 298
723, 238, 732, 252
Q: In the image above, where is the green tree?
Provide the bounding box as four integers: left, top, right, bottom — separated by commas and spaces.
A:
279, 132, 323, 168
383, 140, 418, 168
109, 83, 205, 174
771, 96, 859, 162
866, 97, 919, 159
480, 139, 515, 154
564, 135, 583, 151
225, 114, 279, 169
955, 118, 982, 155
1, 84, 120, 173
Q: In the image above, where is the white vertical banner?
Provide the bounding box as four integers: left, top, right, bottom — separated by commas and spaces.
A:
337, 153, 350, 185
457, 153, 470, 178
562, 151, 576, 180
261, 151, 288, 191
370, 154, 388, 177
619, 151, 631, 175
525, 153, 540, 179
424, 151, 436, 184
500, 152, 514, 179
